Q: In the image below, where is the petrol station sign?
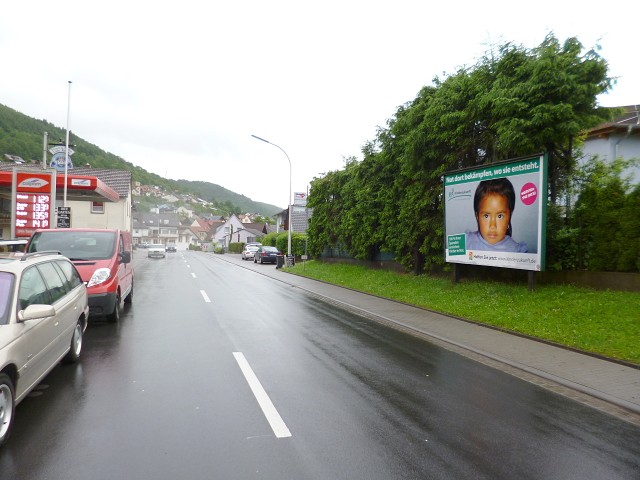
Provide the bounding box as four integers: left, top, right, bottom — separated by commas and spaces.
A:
11, 169, 56, 238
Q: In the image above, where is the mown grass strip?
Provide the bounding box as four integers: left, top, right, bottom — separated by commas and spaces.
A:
287, 261, 640, 365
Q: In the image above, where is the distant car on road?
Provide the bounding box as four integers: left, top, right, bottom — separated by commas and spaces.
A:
165, 244, 176, 253
148, 244, 166, 258
241, 245, 259, 260
254, 246, 280, 264
0, 251, 89, 447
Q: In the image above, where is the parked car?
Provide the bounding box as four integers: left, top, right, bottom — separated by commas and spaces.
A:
165, 244, 177, 253
0, 251, 89, 447
254, 246, 281, 264
241, 245, 259, 260
26, 228, 134, 322
148, 244, 166, 259
0, 239, 28, 253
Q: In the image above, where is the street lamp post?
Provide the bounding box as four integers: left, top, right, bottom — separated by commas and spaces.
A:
251, 135, 292, 258
63, 80, 72, 207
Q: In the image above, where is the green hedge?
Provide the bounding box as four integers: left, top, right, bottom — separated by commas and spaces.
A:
228, 242, 244, 253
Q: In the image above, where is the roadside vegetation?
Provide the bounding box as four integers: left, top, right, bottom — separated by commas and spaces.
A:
286, 261, 640, 365
306, 34, 640, 275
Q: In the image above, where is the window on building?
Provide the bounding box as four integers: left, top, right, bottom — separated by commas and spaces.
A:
91, 201, 105, 214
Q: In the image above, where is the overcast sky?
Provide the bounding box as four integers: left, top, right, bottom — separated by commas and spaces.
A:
1, 1, 637, 208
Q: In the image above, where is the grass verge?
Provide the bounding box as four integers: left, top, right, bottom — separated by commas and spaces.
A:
287, 261, 640, 365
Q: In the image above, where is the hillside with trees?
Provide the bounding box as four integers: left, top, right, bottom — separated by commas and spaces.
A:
0, 104, 281, 216
307, 34, 639, 273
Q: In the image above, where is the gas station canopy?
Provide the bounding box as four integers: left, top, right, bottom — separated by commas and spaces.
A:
0, 170, 120, 202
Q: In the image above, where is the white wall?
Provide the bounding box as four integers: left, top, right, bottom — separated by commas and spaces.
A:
58, 193, 132, 231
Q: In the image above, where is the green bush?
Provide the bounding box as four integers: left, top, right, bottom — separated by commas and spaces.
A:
261, 232, 278, 247
228, 242, 243, 253
272, 232, 308, 256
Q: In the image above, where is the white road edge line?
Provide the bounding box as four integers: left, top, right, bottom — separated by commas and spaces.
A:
233, 352, 292, 439
200, 290, 211, 303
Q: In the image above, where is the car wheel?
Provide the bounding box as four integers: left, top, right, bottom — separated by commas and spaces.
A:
107, 291, 121, 323
0, 373, 15, 447
124, 281, 133, 304
64, 319, 83, 363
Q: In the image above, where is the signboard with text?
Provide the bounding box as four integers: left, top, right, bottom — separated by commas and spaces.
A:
57, 206, 71, 228
12, 170, 56, 238
443, 154, 548, 271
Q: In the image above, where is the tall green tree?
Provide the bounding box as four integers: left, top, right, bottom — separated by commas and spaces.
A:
574, 158, 640, 271
308, 34, 616, 273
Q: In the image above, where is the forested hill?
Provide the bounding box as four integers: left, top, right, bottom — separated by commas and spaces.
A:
0, 103, 281, 215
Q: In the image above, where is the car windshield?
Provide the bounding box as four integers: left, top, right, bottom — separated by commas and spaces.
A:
264, 247, 278, 252
0, 272, 15, 325
28, 231, 116, 261
149, 244, 164, 249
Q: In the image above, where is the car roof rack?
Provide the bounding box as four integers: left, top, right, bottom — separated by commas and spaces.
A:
19, 250, 63, 262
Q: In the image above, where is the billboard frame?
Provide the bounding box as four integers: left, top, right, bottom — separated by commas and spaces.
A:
443, 153, 548, 272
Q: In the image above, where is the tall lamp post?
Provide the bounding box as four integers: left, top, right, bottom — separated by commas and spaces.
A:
63, 80, 72, 207
251, 135, 292, 257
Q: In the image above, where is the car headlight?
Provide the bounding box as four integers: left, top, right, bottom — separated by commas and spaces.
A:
87, 268, 111, 287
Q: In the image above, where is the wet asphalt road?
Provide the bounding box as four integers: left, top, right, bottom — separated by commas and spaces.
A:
1, 251, 639, 479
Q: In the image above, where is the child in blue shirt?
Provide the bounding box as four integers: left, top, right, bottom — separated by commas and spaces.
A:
465, 178, 528, 253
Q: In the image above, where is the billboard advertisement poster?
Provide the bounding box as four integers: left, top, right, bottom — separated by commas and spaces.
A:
443, 154, 547, 271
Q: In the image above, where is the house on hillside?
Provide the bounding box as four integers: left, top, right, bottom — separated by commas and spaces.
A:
581, 104, 640, 182
177, 205, 194, 218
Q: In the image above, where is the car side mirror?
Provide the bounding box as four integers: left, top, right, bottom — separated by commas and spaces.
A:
18, 304, 56, 321
120, 251, 131, 264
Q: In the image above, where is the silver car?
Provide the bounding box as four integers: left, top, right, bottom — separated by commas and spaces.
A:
0, 251, 89, 447
241, 245, 259, 260
147, 244, 166, 258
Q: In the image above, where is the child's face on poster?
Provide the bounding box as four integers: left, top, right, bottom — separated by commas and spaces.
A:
477, 193, 511, 244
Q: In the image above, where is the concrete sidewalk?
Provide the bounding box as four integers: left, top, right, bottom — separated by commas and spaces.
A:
215, 253, 640, 426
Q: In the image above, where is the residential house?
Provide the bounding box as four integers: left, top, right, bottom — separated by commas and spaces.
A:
189, 217, 223, 246
176, 205, 194, 218
213, 214, 263, 248
243, 223, 271, 236
581, 104, 640, 182
132, 212, 181, 247
274, 205, 313, 235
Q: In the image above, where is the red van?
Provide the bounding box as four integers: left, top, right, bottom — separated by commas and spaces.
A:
26, 228, 134, 322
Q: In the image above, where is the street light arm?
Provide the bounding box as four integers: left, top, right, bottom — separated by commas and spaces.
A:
251, 135, 291, 169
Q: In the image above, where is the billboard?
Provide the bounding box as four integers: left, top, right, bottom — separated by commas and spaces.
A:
443, 154, 547, 271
